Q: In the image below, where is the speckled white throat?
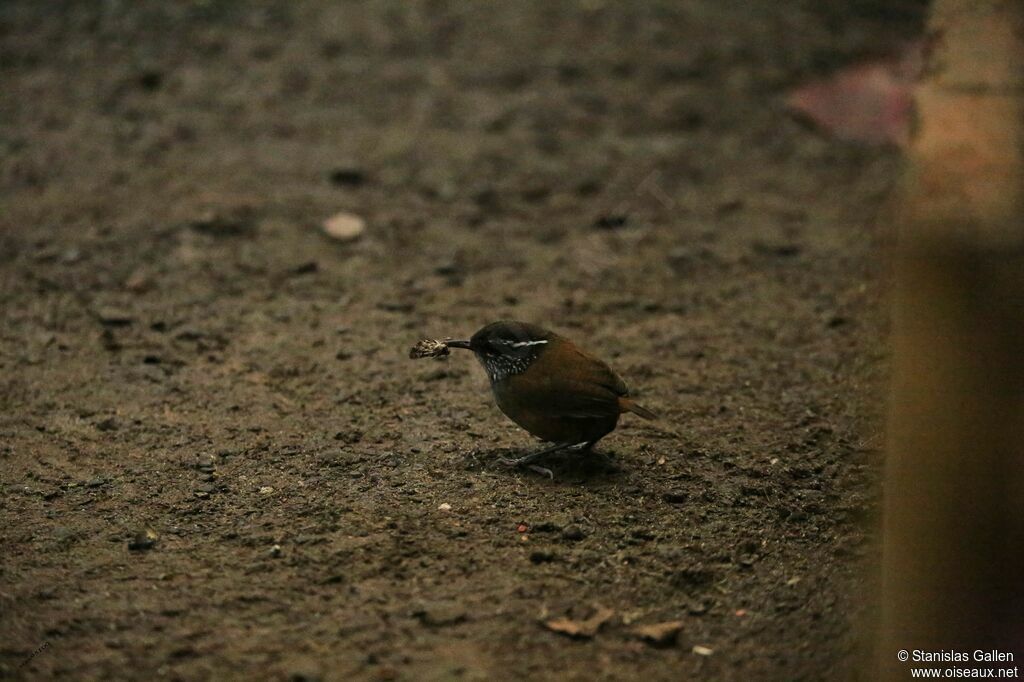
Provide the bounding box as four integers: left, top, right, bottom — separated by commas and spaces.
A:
476, 339, 547, 383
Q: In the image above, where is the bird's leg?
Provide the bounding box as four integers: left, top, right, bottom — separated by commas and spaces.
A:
498, 441, 589, 477
573, 440, 616, 468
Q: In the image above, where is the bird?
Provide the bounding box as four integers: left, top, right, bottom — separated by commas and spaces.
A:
443, 320, 657, 472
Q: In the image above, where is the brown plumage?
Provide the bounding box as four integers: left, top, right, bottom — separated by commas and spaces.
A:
442, 320, 656, 468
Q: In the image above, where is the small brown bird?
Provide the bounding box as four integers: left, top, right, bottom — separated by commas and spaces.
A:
444, 320, 656, 471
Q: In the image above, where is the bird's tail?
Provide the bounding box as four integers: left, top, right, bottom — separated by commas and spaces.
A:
619, 397, 658, 420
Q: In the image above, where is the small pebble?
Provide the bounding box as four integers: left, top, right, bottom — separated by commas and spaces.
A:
692, 645, 714, 656
593, 214, 628, 229
827, 315, 848, 328
95, 306, 134, 326
128, 528, 158, 551
124, 269, 152, 292
322, 212, 365, 242
413, 601, 467, 628
561, 525, 586, 542
95, 417, 119, 432
328, 167, 367, 187
437, 503, 452, 511
290, 261, 318, 275
190, 207, 254, 236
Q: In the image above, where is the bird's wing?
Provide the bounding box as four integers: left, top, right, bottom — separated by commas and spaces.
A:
509, 380, 620, 419
566, 344, 629, 396
499, 338, 630, 419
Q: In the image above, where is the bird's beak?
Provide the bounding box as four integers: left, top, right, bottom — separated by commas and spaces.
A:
445, 339, 472, 350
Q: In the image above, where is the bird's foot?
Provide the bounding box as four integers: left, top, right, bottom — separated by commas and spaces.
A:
496, 441, 587, 477
528, 464, 554, 479
497, 456, 554, 478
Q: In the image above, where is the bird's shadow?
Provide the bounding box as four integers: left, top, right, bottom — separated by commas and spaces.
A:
462, 446, 623, 482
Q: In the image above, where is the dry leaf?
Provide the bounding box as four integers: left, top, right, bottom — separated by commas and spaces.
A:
632, 620, 684, 647
544, 606, 614, 639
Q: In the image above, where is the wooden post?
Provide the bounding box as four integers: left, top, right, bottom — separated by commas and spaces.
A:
879, 0, 1024, 678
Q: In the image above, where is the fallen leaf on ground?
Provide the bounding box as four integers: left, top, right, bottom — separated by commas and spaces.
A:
544, 606, 614, 639
632, 620, 684, 647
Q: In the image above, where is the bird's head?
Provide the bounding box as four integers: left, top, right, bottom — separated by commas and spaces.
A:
446, 320, 553, 382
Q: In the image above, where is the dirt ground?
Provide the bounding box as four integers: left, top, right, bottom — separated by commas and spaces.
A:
1, 1, 927, 680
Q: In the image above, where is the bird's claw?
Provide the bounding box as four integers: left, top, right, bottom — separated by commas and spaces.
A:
527, 465, 554, 479
498, 457, 554, 479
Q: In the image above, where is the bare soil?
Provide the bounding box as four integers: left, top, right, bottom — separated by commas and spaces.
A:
1, 2, 925, 679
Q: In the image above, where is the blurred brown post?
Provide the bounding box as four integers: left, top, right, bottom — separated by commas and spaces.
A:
879, 0, 1024, 678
